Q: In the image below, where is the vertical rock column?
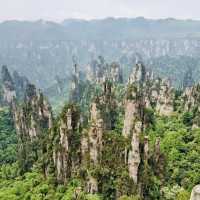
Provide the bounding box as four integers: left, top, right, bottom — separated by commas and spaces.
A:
55, 108, 72, 182
155, 79, 174, 116
1, 65, 16, 104
88, 102, 104, 165
12, 84, 53, 139
53, 105, 80, 183
190, 185, 200, 200
127, 121, 142, 184
87, 100, 104, 193
123, 62, 157, 184
122, 62, 147, 184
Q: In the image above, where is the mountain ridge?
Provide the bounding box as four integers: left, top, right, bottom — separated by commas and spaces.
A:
1, 17, 200, 41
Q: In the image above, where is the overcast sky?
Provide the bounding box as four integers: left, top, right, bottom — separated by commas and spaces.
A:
0, 0, 199, 22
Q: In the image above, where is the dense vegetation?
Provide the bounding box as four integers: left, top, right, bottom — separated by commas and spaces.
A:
0, 60, 200, 199
0, 108, 17, 165
0, 96, 199, 199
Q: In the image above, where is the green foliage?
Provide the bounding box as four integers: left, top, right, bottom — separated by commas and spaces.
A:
176, 190, 190, 200
0, 169, 102, 200
1, 77, 199, 200
0, 108, 17, 164
149, 114, 200, 196
161, 185, 190, 200
182, 112, 193, 126
144, 107, 155, 126
118, 195, 141, 200
126, 84, 137, 100
91, 131, 136, 200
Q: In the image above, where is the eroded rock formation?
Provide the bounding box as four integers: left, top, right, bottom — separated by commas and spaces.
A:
123, 62, 146, 184
9, 58, 183, 198
13, 84, 53, 139
123, 62, 170, 184
190, 185, 200, 200
1, 65, 30, 105
1, 65, 16, 104
88, 101, 104, 165
84, 99, 104, 193
86, 56, 123, 84
127, 121, 142, 184
155, 79, 174, 116
70, 60, 81, 102
182, 84, 200, 110
182, 84, 200, 128
128, 62, 174, 116
52, 104, 80, 182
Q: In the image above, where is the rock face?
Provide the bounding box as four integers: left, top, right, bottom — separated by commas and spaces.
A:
10, 58, 180, 197
128, 62, 146, 85
86, 56, 123, 84
51, 97, 105, 188
70, 61, 81, 102
123, 62, 146, 184
123, 62, 172, 184
143, 136, 149, 161
1, 65, 16, 104
13, 84, 53, 139
52, 104, 80, 182
1, 65, 30, 105
182, 84, 200, 128
190, 185, 200, 200
128, 62, 174, 116
109, 62, 123, 83
182, 85, 200, 112
12, 70, 29, 98
11, 82, 53, 174
86, 56, 106, 84
85, 99, 104, 193
80, 130, 89, 165
88, 101, 104, 165
127, 121, 142, 184
101, 80, 118, 130
122, 100, 137, 137
87, 175, 98, 194
155, 79, 174, 116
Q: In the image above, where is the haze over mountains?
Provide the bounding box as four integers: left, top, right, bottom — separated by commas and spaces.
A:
1, 17, 200, 90
2, 17, 200, 41
1, 14, 200, 199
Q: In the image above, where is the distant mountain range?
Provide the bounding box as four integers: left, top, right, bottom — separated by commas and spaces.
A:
1, 17, 200, 90
1, 17, 200, 41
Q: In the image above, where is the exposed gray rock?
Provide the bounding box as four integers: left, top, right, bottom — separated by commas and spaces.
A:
87, 175, 98, 194
144, 136, 149, 161
123, 63, 146, 183
155, 79, 174, 116
1, 65, 30, 105
81, 99, 105, 193
88, 101, 104, 165
123, 62, 171, 184
1, 65, 16, 104
122, 100, 137, 137
13, 84, 53, 139
53, 105, 80, 182
86, 57, 123, 84
128, 62, 146, 85
190, 185, 200, 200
182, 84, 200, 128
128, 121, 142, 184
